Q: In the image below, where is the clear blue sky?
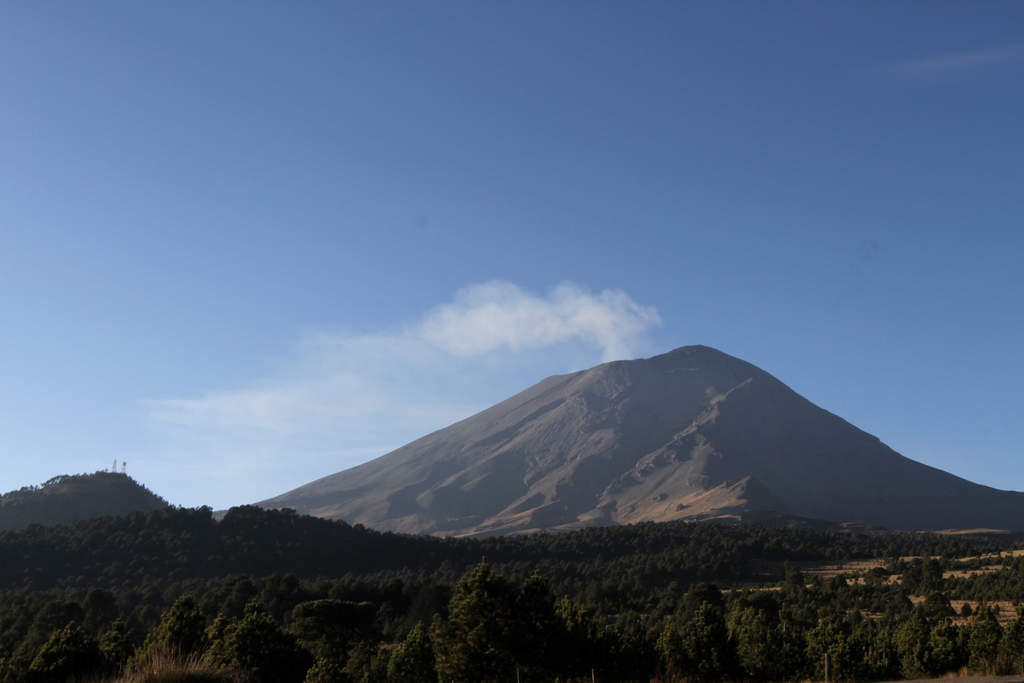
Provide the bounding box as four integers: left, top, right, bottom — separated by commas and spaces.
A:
2, 2, 1022, 509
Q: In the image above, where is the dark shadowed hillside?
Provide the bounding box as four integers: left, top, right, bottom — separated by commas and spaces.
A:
0, 504, 997, 592
0, 472, 170, 531
260, 345, 1024, 535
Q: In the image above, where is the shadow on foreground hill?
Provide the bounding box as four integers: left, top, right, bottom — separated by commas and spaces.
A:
0, 503, 1009, 592
0, 472, 170, 531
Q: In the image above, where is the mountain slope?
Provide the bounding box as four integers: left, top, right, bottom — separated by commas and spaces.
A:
259, 345, 1024, 535
0, 472, 170, 531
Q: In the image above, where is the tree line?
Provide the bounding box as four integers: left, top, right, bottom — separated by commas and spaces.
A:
4, 561, 1024, 682
1, 505, 1022, 681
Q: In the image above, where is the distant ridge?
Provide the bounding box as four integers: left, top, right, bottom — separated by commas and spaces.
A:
0, 472, 170, 531
260, 345, 1024, 535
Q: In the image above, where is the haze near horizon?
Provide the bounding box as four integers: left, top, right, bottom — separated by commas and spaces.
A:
1, 3, 1022, 509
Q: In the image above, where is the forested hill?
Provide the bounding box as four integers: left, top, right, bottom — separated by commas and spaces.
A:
0, 472, 169, 531
0, 504, 1002, 593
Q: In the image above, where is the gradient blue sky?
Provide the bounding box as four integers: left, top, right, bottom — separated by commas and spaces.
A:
2, 2, 1022, 509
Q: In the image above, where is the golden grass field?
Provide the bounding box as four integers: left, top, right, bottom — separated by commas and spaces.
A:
727, 549, 1023, 626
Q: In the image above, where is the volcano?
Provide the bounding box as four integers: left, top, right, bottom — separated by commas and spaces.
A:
259, 346, 1024, 535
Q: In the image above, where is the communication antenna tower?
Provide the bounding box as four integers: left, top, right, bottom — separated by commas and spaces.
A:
112, 459, 117, 473
121, 461, 126, 474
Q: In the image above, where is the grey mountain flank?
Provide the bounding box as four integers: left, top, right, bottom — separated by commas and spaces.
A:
259, 345, 1024, 535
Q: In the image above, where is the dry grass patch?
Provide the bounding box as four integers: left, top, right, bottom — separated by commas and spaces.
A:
906, 596, 1020, 626
953, 548, 1024, 563
943, 566, 1004, 580
113, 650, 239, 683
802, 558, 888, 579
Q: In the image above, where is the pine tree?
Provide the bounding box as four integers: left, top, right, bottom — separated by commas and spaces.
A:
98, 619, 135, 674
139, 594, 207, 658
204, 601, 310, 683
28, 622, 103, 682
658, 600, 735, 681
728, 605, 793, 681
291, 599, 376, 661
431, 560, 519, 683
968, 604, 1003, 674
999, 610, 1024, 675
894, 608, 930, 678
926, 620, 966, 677
387, 622, 434, 683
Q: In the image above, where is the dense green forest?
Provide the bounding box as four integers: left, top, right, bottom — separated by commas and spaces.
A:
1, 505, 1023, 681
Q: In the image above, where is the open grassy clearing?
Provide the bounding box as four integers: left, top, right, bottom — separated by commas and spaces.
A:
789, 546, 1024, 585
724, 544, 1024, 608
904, 596, 1020, 626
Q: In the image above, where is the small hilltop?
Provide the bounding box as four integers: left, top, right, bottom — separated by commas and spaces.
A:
0, 471, 171, 531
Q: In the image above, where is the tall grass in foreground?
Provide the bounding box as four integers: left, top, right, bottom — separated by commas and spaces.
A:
111, 649, 239, 683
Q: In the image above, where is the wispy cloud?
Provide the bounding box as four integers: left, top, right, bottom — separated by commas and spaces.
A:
420, 282, 660, 362
889, 44, 1024, 78
143, 282, 661, 507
